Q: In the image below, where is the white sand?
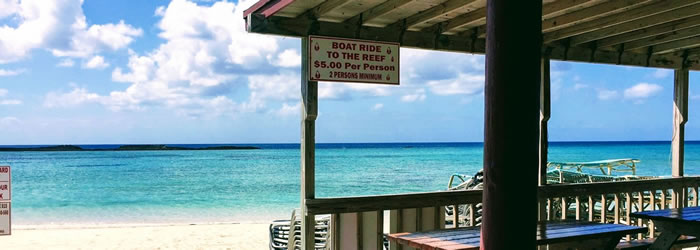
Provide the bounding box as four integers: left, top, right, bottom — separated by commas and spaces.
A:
2, 223, 270, 250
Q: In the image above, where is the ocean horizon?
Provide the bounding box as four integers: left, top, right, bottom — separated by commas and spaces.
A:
1, 141, 699, 226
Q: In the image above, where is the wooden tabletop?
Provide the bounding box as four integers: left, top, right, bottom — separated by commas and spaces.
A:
631, 206, 700, 224
386, 221, 647, 250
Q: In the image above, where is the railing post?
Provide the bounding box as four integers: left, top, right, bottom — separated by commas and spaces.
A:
672, 68, 688, 208
301, 37, 318, 250
539, 53, 551, 222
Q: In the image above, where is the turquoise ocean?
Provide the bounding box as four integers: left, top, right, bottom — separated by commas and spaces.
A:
0, 141, 699, 226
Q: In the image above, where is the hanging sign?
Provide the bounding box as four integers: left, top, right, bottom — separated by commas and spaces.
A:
0, 202, 9, 235
0, 166, 8, 201
309, 36, 399, 85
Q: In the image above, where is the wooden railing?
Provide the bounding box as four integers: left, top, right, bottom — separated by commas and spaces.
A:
305, 177, 700, 250
539, 176, 700, 242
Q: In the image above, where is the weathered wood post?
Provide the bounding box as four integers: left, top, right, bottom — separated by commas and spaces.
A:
301, 37, 318, 250
672, 68, 688, 208
538, 54, 551, 222
481, 0, 542, 249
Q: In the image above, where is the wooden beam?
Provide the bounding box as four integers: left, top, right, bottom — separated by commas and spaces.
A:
542, 0, 655, 33
539, 55, 551, 187
543, 0, 699, 44
313, 0, 354, 18
300, 37, 318, 250
542, 0, 607, 19
623, 26, 700, 51
359, 0, 414, 24
405, 0, 479, 30
470, 0, 604, 38
442, 7, 485, 34
672, 68, 689, 177
306, 190, 483, 214
653, 36, 700, 54
482, 0, 541, 249
596, 15, 700, 48
569, 3, 700, 45
246, 15, 700, 70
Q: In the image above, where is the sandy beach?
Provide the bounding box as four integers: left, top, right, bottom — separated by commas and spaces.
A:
2, 223, 270, 250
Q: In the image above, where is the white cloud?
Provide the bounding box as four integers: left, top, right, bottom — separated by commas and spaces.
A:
0, 0, 142, 63
372, 103, 383, 110
57, 58, 75, 67
427, 73, 484, 96
651, 69, 671, 79
0, 116, 20, 127
275, 102, 300, 116
574, 83, 589, 90
0, 88, 22, 105
0, 68, 24, 76
273, 49, 301, 67
44, 87, 101, 108
597, 88, 618, 100
624, 83, 662, 100
401, 89, 426, 102
82, 55, 109, 69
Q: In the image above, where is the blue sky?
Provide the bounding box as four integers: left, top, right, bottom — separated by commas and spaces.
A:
0, 0, 698, 144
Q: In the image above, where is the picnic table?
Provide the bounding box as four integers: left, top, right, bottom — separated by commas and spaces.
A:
386, 220, 646, 250
631, 206, 700, 250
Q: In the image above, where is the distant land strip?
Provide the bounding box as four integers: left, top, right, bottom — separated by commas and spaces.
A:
0, 145, 260, 151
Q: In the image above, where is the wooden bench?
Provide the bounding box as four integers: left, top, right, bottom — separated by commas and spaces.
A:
616, 236, 698, 250
387, 221, 647, 250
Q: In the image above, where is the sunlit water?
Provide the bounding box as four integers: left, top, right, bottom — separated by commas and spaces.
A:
0, 142, 698, 225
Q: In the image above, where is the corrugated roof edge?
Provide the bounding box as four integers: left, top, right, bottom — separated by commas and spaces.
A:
243, 0, 296, 19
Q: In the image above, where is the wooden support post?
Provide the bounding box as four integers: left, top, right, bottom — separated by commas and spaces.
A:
481, 0, 542, 249
538, 54, 551, 222
301, 37, 318, 250
672, 68, 688, 209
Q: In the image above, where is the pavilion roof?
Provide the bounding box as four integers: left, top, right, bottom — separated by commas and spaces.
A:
244, 0, 700, 70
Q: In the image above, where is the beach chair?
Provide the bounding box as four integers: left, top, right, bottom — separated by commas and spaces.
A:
268, 209, 330, 250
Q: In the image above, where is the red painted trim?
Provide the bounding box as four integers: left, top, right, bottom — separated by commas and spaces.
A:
243, 0, 296, 18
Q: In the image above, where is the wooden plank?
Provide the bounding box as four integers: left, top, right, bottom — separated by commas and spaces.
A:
653, 36, 700, 54
561, 197, 567, 220
569, 3, 700, 45
637, 192, 643, 239
300, 37, 318, 250
542, 0, 606, 19
453, 204, 459, 228
575, 196, 581, 220
624, 26, 700, 51
538, 177, 700, 198
543, 0, 700, 43
614, 194, 620, 224
588, 196, 594, 221
377, 211, 384, 250
340, 213, 359, 250
481, 1, 541, 248
332, 213, 340, 250
625, 192, 632, 241
673, 68, 689, 178
359, 0, 414, 24
442, 8, 485, 34
405, 0, 479, 30
357, 212, 363, 250
601, 195, 607, 223
542, 0, 654, 33
467, 204, 475, 227
312, 0, 354, 18
597, 15, 700, 48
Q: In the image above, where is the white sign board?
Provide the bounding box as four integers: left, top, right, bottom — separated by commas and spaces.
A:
0, 166, 8, 201
0, 202, 9, 235
309, 36, 400, 85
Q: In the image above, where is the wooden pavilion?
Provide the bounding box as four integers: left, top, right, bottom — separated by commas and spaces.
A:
244, 0, 699, 249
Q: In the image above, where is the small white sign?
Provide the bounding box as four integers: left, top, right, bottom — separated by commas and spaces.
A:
0, 166, 9, 201
0, 202, 9, 236
309, 36, 400, 85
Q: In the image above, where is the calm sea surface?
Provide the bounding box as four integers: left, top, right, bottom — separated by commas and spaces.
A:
0, 141, 698, 225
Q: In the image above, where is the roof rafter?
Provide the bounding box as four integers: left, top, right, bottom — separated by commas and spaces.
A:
569, 3, 700, 45
625, 26, 700, 51
359, 0, 414, 25
596, 16, 700, 48
543, 0, 699, 44
653, 36, 700, 54
312, 0, 354, 18
404, 0, 479, 30
542, 0, 655, 33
